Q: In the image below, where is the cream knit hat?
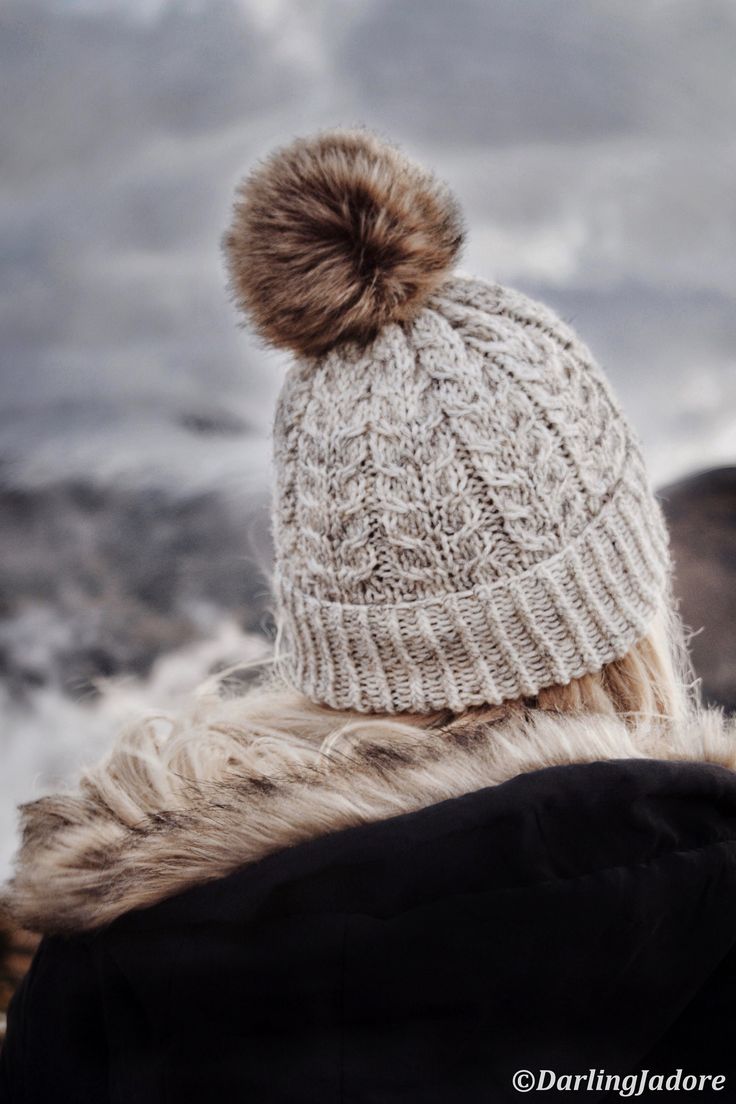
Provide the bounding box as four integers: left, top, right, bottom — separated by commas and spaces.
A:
224, 129, 672, 714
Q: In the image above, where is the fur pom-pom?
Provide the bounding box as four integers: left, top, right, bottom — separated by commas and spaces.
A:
222, 129, 464, 357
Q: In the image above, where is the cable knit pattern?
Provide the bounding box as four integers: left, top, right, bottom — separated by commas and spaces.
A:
271, 274, 671, 713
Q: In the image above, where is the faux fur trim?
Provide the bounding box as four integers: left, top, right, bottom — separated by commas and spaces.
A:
223, 128, 464, 357
5, 707, 736, 935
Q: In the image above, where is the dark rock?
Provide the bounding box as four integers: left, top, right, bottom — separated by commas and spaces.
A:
660, 467, 736, 712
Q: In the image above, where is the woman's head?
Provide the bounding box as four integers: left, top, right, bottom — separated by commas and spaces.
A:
203, 603, 694, 773
224, 129, 679, 723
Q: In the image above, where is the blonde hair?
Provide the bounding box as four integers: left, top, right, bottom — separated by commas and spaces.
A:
513, 600, 695, 725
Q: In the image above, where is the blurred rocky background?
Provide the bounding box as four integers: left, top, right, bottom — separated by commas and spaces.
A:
1, 0, 735, 1035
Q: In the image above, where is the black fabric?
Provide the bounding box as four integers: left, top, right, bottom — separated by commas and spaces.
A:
3, 757, 736, 1102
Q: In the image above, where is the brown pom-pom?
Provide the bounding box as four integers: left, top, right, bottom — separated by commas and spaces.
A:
222, 128, 464, 358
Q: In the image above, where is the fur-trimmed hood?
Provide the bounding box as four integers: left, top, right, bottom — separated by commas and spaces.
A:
5, 704, 736, 936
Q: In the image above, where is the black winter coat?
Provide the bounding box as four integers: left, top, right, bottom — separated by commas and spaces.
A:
2, 709, 736, 1102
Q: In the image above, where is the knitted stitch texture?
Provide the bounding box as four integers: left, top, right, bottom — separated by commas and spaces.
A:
272, 275, 671, 713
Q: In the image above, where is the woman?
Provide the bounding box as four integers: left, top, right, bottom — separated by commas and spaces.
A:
2, 129, 735, 1102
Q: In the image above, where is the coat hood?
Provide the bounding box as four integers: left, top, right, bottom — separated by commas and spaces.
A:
4, 703, 736, 935
4, 706, 736, 1101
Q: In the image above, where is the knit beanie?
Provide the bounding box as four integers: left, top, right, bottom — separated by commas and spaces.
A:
223, 129, 672, 714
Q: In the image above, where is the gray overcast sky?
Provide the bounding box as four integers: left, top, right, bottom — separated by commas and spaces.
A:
1, 0, 735, 490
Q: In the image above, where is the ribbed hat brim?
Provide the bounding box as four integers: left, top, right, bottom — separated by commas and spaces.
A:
276, 470, 671, 714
